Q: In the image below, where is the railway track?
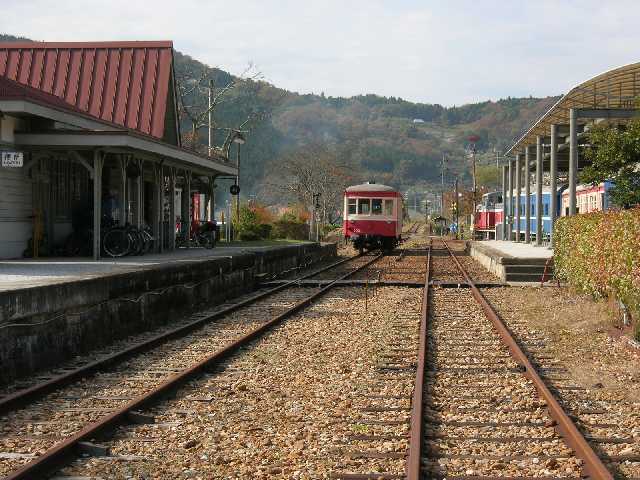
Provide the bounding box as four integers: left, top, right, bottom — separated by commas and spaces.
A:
1, 234, 628, 479
404, 223, 421, 235
483, 290, 640, 479
406, 238, 615, 480
0, 252, 381, 479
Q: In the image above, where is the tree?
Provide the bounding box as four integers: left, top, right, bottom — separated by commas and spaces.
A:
475, 164, 501, 190
175, 62, 268, 157
582, 119, 640, 207
270, 142, 355, 225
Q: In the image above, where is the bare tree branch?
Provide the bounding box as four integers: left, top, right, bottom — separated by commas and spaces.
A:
175, 62, 264, 154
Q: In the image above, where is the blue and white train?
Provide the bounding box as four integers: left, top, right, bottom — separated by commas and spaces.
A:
475, 182, 613, 241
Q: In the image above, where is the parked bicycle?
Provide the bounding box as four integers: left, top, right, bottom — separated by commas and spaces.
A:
65, 217, 156, 258
175, 220, 217, 249
102, 222, 155, 257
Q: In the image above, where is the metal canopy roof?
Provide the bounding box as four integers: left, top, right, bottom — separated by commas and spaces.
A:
507, 61, 640, 155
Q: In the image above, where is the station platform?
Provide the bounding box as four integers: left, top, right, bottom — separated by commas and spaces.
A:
469, 240, 553, 284
0, 241, 337, 385
0, 242, 320, 292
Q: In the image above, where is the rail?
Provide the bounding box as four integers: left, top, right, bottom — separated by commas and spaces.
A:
439, 239, 612, 480
406, 238, 431, 479
3, 253, 382, 480
0, 253, 367, 416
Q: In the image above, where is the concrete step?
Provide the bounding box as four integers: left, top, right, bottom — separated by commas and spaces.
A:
504, 264, 553, 274
505, 272, 548, 282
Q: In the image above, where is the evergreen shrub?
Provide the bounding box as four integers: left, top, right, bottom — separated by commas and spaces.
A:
554, 208, 640, 338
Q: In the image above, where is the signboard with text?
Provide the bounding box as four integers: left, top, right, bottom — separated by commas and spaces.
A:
1, 151, 24, 168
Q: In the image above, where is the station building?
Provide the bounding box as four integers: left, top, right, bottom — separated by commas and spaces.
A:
0, 41, 237, 259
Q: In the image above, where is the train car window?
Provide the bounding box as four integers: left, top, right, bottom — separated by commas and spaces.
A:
358, 198, 371, 215
371, 199, 383, 215
384, 199, 394, 215
348, 198, 357, 215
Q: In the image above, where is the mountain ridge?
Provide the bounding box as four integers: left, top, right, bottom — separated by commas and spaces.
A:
1, 34, 559, 198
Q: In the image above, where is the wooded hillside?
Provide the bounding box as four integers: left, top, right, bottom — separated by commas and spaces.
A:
173, 51, 558, 200
1, 34, 559, 201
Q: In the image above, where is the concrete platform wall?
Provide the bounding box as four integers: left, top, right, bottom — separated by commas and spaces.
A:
0, 243, 337, 385
469, 241, 553, 283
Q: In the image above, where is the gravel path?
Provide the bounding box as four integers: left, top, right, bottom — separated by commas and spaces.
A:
55, 287, 422, 479
483, 287, 640, 478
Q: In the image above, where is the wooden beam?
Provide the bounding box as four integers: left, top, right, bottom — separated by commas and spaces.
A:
92, 150, 104, 260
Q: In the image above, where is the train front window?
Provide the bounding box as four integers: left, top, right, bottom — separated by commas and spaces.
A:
348, 198, 357, 215
372, 199, 383, 215
357, 198, 370, 215
384, 199, 393, 215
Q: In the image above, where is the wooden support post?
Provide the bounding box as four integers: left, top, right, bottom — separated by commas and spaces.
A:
119, 155, 127, 226
92, 151, 104, 260
210, 175, 216, 223
186, 171, 192, 244
136, 158, 143, 228
156, 163, 164, 253
170, 167, 176, 250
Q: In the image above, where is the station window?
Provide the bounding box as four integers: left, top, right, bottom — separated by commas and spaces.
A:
544, 204, 549, 216
348, 198, 357, 214
372, 199, 383, 215
384, 199, 394, 216
358, 198, 371, 215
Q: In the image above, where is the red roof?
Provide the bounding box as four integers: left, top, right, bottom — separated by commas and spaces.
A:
0, 41, 176, 140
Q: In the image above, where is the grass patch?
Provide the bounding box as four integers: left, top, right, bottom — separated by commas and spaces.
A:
352, 423, 369, 434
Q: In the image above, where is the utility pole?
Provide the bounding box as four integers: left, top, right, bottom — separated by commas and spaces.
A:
440, 153, 446, 216
235, 142, 241, 230
454, 176, 459, 240
208, 79, 213, 156
468, 136, 480, 231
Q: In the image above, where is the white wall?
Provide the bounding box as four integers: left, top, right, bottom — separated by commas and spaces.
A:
0, 115, 33, 258
0, 167, 33, 258
0, 116, 17, 143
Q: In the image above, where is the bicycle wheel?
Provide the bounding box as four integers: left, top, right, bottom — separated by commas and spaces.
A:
142, 229, 154, 253
128, 229, 144, 256
198, 232, 212, 249
103, 229, 131, 257
205, 231, 215, 249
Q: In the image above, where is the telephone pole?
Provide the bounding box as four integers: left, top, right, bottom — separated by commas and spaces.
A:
208, 79, 213, 156
440, 153, 446, 216
454, 176, 459, 239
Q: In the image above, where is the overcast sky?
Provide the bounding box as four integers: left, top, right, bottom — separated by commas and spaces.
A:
2, 0, 639, 106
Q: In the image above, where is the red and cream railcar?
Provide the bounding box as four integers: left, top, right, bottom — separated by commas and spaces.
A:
474, 191, 504, 240
343, 183, 403, 251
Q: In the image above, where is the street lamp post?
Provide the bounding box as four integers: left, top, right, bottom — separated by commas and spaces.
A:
230, 131, 246, 241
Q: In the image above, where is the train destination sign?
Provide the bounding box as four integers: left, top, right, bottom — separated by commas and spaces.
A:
1, 151, 24, 168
